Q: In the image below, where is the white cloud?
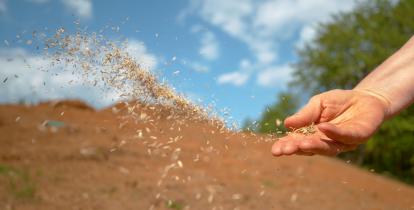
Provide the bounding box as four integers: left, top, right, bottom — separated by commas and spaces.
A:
217, 71, 249, 86
254, 0, 356, 37
216, 58, 252, 86
62, 0, 92, 19
125, 40, 158, 70
199, 31, 219, 60
183, 0, 357, 87
0, 39, 158, 107
0, 48, 120, 107
256, 64, 293, 87
0, 0, 6, 13
194, 0, 253, 37
239, 58, 251, 69
250, 40, 276, 64
187, 61, 209, 73
296, 24, 317, 48
190, 25, 220, 61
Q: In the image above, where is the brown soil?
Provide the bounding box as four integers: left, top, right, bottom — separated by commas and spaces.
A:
1, 100, 414, 210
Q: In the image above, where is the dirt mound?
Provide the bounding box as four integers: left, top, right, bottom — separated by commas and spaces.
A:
49, 100, 95, 111
1, 101, 414, 210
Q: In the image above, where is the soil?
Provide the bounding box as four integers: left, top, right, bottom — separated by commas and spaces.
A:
1, 100, 414, 210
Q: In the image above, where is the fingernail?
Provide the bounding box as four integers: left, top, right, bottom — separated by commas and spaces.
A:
272, 146, 281, 156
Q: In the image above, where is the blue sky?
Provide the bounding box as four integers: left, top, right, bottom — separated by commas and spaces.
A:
0, 0, 357, 127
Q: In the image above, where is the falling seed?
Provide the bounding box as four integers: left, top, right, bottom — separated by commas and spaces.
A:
177, 160, 183, 168
208, 194, 214, 203
137, 130, 143, 138
290, 193, 298, 202
232, 194, 242, 200
259, 191, 265, 196
193, 154, 200, 162
275, 119, 282, 126
119, 166, 130, 175
19, 27, 239, 205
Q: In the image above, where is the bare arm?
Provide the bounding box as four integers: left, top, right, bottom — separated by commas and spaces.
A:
355, 35, 414, 118
272, 35, 414, 157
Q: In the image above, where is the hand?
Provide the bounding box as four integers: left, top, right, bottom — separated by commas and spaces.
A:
271, 89, 390, 156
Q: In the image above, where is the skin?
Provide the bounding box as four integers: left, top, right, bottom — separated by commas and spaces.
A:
272, 35, 414, 157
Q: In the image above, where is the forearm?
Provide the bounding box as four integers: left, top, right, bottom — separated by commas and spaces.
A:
354, 35, 414, 118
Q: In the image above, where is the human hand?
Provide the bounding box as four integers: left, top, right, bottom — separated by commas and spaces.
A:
271, 89, 390, 156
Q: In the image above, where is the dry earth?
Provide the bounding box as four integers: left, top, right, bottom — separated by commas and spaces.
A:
1, 101, 414, 210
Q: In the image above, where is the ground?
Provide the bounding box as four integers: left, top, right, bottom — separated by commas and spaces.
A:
1, 100, 414, 210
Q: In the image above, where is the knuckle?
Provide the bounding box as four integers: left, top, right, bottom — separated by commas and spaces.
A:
309, 95, 321, 103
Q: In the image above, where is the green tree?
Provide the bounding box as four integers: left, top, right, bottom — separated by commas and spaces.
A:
292, 0, 414, 183
241, 118, 256, 132
257, 92, 299, 134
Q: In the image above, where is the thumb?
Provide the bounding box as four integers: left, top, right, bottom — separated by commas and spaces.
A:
318, 122, 372, 145
284, 96, 321, 129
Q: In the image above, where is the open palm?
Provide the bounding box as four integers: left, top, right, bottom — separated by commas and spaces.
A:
272, 89, 389, 156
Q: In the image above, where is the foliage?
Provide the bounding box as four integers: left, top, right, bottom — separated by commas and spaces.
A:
256, 0, 414, 184
242, 92, 299, 133
252, 92, 299, 134
293, 0, 414, 94
165, 200, 184, 210
365, 106, 414, 183
241, 118, 256, 132
292, 0, 414, 184
0, 164, 36, 199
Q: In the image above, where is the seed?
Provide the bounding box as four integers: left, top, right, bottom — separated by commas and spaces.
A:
177, 160, 183, 168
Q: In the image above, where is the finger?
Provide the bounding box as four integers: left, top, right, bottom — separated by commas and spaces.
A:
317, 122, 369, 144
271, 140, 284, 156
281, 139, 300, 155
271, 136, 301, 156
284, 96, 321, 129
295, 151, 314, 156
298, 138, 356, 156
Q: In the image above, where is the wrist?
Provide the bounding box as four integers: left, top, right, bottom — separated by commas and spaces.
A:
352, 88, 393, 119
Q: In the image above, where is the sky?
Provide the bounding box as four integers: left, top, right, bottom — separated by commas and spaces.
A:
0, 0, 358, 127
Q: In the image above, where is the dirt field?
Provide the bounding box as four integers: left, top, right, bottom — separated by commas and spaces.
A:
1, 100, 414, 210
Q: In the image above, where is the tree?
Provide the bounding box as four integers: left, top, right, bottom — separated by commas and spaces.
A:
241, 118, 256, 132
257, 92, 299, 134
292, 0, 414, 183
